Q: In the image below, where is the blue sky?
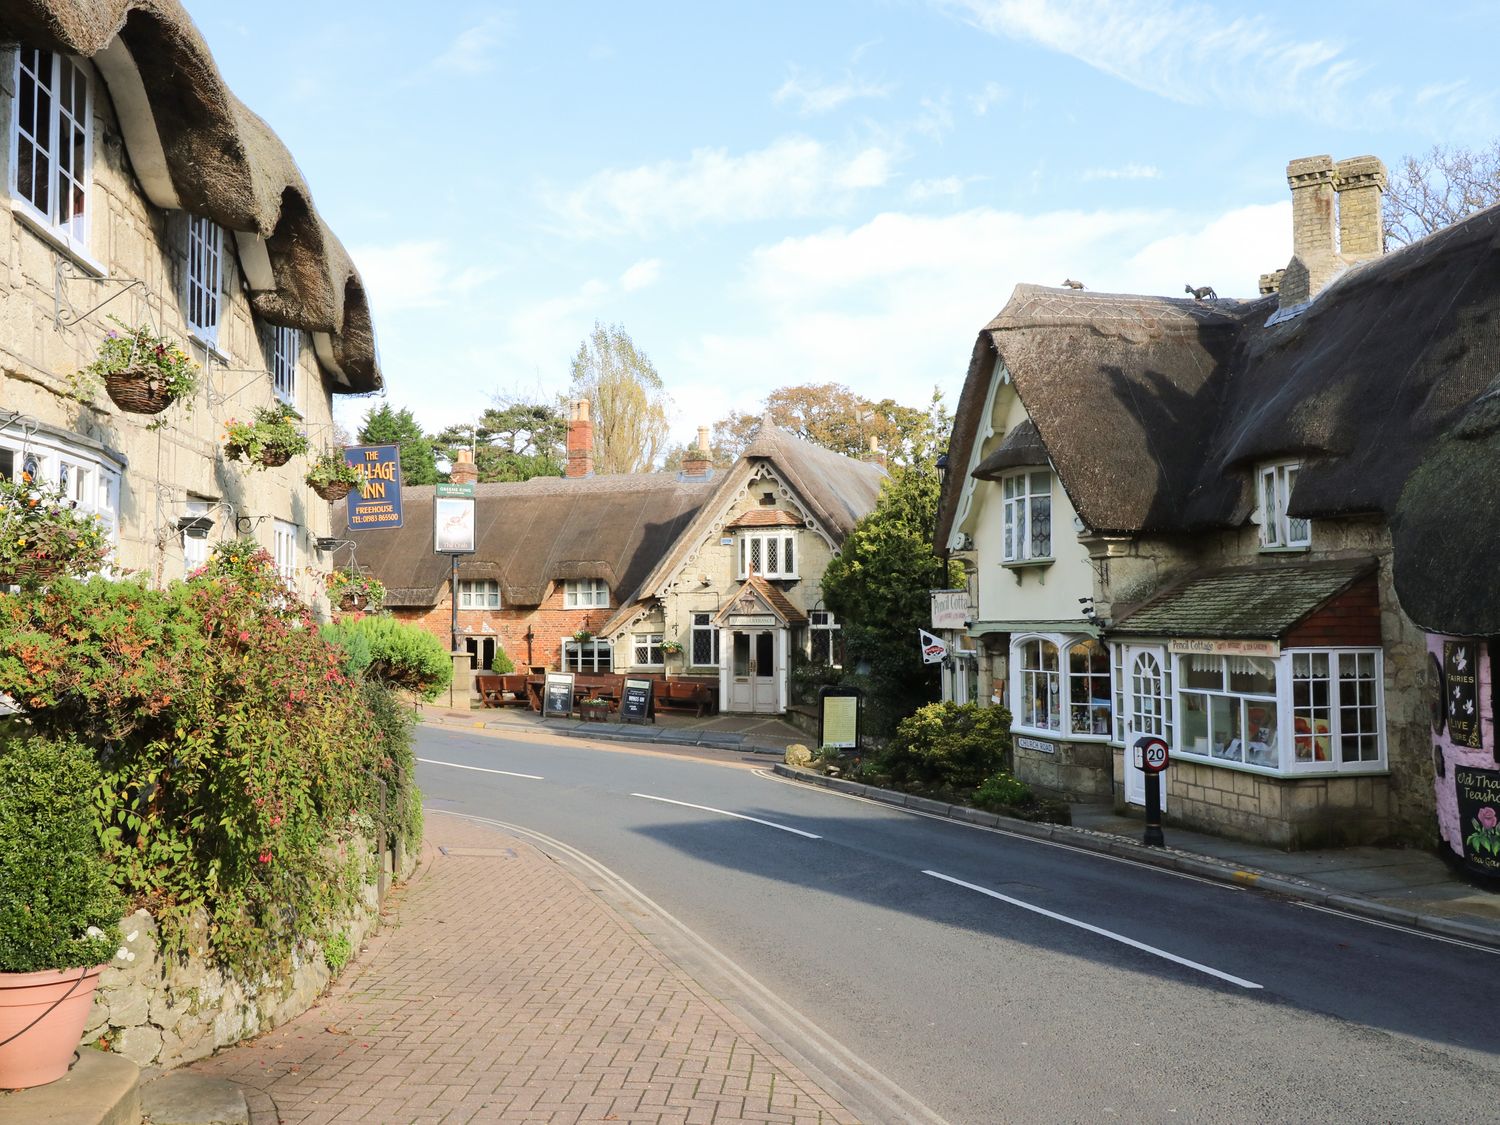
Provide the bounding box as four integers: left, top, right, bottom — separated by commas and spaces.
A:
188, 1, 1500, 446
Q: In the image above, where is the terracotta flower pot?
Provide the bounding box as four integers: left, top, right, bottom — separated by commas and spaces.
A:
0, 965, 106, 1089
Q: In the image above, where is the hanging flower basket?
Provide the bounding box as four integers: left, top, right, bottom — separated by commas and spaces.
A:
338, 591, 369, 612
0, 475, 110, 589
305, 450, 363, 502
222, 404, 309, 470
73, 316, 200, 418
324, 567, 385, 613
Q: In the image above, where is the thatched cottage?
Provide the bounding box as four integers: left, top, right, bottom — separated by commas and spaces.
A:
938, 154, 1500, 852
0, 1, 378, 598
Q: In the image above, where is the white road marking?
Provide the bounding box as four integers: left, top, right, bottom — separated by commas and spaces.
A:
417, 758, 544, 780
1294, 902, 1500, 955
924, 869, 1264, 989
631, 793, 822, 839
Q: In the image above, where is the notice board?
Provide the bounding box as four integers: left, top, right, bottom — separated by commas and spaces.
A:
819, 686, 861, 750
542, 672, 575, 719
1445, 641, 1483, 749
620, 678, 654, 724
1455, 765, 1500, 880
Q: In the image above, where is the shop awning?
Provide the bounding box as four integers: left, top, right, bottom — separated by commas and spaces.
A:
1109, 558, 1377, 639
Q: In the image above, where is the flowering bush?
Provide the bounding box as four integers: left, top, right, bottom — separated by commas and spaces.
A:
324, 567, 386, 611
305, 450, 363, 489
71, 315, 200, 419
320, 615, 451, 699
0, 473, 110, 587
223, 403, 309, 467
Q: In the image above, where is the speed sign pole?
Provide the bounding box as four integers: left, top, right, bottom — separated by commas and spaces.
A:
1133, 736, 1170, 847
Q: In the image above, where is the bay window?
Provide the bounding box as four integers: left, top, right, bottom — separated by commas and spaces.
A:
1013, 634, 1115, 740
1002, 471, 1052, 563
738, 531, 797, 579
1178, 655, 1278, 768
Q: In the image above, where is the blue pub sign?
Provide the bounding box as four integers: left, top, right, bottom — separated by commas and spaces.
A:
344, 444, 404, 530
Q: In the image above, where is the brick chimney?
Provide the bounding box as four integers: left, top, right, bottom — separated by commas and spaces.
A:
1333, 155, 1386, 262
682, 425, 713, 477
1277, 153, 1387, 309
449, 447, 479, 485
565, 399, 593, 479
863, 433, 887, 469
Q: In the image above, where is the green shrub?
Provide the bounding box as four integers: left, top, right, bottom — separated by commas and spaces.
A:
488, 648, 515, 675
322, 931, 353, 973
973, 770, 1032, 811
877, 701, 1013, 790
322, 616, 451, 699
0, 735, 123, 972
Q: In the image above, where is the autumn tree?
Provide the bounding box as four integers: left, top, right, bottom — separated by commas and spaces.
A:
431, 398, 566, 482
711, 383, 950, 469
358, 403, 439, 485
569, 322, 671, 474
1384, 140, 1500, 246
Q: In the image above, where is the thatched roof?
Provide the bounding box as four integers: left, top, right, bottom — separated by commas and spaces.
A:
739, 424, 885, 539
338, 474, 715, 608
939, 204, 1500, 634
971, 419, 1049, 479
2, 1, 379, 391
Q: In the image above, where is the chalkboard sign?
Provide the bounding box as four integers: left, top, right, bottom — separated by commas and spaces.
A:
819, 685, 861, 750
543, 672, 575, 719
1455, 765, 1500, 880
620, 678, 654, 724
1445, 642, 1483, 749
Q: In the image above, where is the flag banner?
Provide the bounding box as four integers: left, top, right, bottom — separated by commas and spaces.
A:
919, 629, 948, 665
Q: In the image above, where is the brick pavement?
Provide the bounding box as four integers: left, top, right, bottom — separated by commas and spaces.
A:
190, 812, 860, 1125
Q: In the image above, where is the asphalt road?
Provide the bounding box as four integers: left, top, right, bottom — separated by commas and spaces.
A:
414, 723, 1500, 1124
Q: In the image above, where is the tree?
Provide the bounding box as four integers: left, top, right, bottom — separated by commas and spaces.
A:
431, 398, 567, 483
821, 460, 962, 734
711, 383, 951, 469
357, 403, 439, 485
569, 322, 671, 474
1384, 140, 1500, 246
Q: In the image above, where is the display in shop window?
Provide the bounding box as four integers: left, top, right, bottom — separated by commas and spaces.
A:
1444, 641, 1482, 749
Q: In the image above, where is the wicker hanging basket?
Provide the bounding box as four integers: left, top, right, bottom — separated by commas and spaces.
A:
103, 365, 177, 415
0, 557, 63, 587
338, 592, 369, 612
257, 448, 293, 468
310, 480, 354, 502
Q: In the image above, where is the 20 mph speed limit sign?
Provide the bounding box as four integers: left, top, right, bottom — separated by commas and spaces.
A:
1133, 736, 1169, 773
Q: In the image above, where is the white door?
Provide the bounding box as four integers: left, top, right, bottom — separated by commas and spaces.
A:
1122, 645, 1169, 810
728, 630, 779, 713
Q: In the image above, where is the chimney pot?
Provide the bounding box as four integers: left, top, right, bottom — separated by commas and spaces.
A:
682, 423, 713, 478
450, 447, 479, 485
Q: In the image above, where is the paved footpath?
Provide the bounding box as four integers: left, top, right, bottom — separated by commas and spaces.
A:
190, 812, 859, 1125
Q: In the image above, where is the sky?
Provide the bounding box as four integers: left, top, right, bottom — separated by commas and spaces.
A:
186, 1, 1500, 448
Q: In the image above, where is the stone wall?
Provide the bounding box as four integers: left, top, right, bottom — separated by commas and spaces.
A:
1014, 738, 1113, 802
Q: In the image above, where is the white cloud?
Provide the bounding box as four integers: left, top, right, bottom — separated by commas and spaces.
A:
940, 0, 1494, 129
548, 136, 898, 236
350, 240, 497, 315
914, 93, 955, 140
969, 80, 1009, 115
774, 67, 893, 114
433, 13, 511, 75
620, 258, 662, 292
1082, 162, 1162, 181
907, 175, 975, 201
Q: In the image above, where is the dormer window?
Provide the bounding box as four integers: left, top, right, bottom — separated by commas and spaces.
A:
1258, 462, 1309, 550
1002, 470, 1052, 563
738, 530, 797, 580
563, 578, 608, 608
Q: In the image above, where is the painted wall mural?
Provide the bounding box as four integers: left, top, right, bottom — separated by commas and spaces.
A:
1429, 634, 1499, 881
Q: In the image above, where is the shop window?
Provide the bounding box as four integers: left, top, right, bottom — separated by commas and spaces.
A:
738, 531, 797, 579
562, 637, 612, 673
12, 48, 91, 253
563, 578, 608, 608
1002, 470, 1052, 563
1067, 639, 1111, 737
1014, 634, 1111, 739
1258, 462, 1310, 549
691, 612, 720, 666
1178, 654, 1277, 768
458, 579, 501, 609
1015, 637, 1061, 733
633, 632, 663, 667
1291, 651, 1382, 767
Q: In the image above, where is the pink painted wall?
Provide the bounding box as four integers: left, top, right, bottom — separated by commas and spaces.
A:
1429, 634, 1495, 857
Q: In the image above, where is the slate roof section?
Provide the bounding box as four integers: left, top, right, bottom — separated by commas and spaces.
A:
971, 419, 1050, 479
1110, 559, 1377, 639
337, 474, 716, 608
2, 1, 380, 390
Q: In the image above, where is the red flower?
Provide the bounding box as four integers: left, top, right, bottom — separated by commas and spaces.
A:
258, 851, 272, 864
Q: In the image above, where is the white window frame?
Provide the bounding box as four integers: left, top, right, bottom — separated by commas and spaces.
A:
270, 324, 298, 404
1257, 461, 1310, 550
1288, 649, 1384, 772
10, 47, 92, 255
737, 531, 798, 580
1010, 632, 1111, 741
633, 632, 664, 668
563, 578, 608, 608
457, 579, 501, 609
690, 611, 720, 667
0, 433, 120, 554
186, 214, 223, 348
1001, 470, 1052, 563
1169, 647, 1385, 777
181, 499, 211, 575
808, 610, 842, 667
561, 637, 613, 673
272, 519, 297, 583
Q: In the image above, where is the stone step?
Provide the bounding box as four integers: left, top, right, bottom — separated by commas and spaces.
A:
0, 1047, 140, 1125
139, 1071, 249, 1125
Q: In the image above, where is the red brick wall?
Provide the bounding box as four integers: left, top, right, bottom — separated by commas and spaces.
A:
391, 582, 614, 671
1282, 574, 1381, 648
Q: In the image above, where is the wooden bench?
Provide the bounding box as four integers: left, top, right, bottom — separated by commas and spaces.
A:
477, 673, 530, 707
655, 680, 712, 717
